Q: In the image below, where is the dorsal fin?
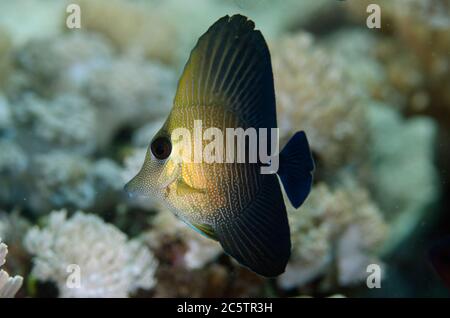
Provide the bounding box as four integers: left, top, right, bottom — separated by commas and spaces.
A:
173, 14, 276, 129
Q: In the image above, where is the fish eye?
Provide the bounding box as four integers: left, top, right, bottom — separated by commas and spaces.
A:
150, 136, 172, 160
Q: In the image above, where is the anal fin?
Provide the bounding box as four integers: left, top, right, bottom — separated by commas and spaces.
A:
214, 174, 291, 277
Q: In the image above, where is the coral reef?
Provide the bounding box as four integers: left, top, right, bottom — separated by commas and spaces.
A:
271, 33, 369, 179
8, 32, 176, 148
347, 0, 450, 124
0, 211, 31, 277
0, 239, 23, 298
145, 208, 222, 270
26, 152, 123, 212
0, 30, 175, 215
25, 210, 157, 298
278, 181, 388, 290
0, 0, 446, 298
11, 93, 97, 154
74, 0, 180, 65
143, 208, 267, 297
84, 56, 175, 147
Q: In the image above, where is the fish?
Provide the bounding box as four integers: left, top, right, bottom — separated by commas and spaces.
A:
125, 14, 314, 277
429, 236, 450, 288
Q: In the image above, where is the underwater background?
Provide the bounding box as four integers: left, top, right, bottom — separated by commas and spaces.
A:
0, 0, 449, 298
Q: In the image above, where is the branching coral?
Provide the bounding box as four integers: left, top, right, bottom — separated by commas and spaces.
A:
10, 32, 113, 98
11, 93, 97, 155
0, 239, 23, 298
271, 33, 368, 178
25, 210, 157, 298
278, 181, 388, 290
25, 152, 123, 213
347, 0, 450, 123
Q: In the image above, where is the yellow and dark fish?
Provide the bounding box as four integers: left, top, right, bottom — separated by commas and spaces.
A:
125, 14, 314, 277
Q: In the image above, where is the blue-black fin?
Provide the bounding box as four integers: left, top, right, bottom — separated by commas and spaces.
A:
214, 175, 291, 277
173, 14, 276, 129
278, 131, 314, 208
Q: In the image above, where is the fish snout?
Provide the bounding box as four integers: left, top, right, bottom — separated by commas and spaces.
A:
123, 182, 135, 198
124, 177, 145, 199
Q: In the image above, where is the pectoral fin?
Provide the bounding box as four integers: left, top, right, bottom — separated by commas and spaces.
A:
176, 177, 206, 196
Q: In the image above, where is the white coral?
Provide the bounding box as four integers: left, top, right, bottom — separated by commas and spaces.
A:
278, 181, 388, 290
25, 210, 157, 298
271, 33, 368, 173
0, 240, 23, 298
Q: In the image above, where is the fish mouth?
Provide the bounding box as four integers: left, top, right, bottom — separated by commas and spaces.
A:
124, 178, 144, 198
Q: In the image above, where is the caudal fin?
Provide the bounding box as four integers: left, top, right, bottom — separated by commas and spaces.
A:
278, 131, 314, 208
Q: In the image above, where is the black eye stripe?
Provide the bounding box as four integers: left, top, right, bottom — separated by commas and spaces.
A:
151, 137, 172, 160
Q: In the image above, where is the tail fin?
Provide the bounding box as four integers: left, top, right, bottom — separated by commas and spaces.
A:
277, 131, 314, 208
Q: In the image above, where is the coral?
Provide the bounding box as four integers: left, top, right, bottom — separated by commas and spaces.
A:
278, 181, 388, 290
347, 0, 450, 124
10, 32, 113, 98
144, 207, 222, 270
0, 33, 175, 214
321, 28, 394, 104
24, 210, 157, 298
11, 93, 97, 155
74, 0, 179, 65
9, 31, 176, 146
0, 239, 23, 298
74, 0, 337, 67
0, 212, 31, 282
141, 208, 265, 297
25, 152, 123, 213
271, 33, 369, 178
84, 56, 175, 145
367, 102, 439, 252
